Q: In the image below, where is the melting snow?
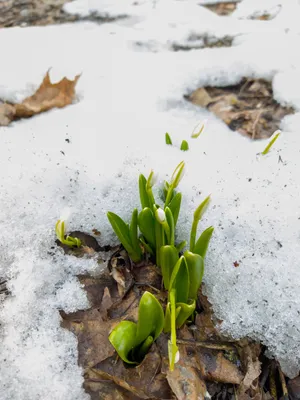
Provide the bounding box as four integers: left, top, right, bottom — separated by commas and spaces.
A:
1, 0, 300, 398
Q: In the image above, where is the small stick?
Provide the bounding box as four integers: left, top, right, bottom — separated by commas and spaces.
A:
251, 110, 263, 139
177, 339, 236, 351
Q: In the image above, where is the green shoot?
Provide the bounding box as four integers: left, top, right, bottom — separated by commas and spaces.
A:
180, 140, 189, 151
165, 132, 173, 145
262, 130, 281, 155
190, 195, 211, 252
55, 220, 81, 248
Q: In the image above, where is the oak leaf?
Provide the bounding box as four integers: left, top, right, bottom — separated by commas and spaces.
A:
0, 70, 80, 126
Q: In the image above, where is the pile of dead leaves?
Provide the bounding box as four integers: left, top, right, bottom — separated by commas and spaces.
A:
0, 70, 80, 126
185, 78, 294, 139
56, 233, 296, 400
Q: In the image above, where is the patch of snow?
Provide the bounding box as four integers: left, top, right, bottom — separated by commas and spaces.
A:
1, 0, 300, 398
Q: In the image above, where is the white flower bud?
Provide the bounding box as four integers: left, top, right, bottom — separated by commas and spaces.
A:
156, 208, 166, 223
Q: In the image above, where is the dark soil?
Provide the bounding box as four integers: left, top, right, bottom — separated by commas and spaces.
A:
0, 0, 118, 28
185, 78, 294, 139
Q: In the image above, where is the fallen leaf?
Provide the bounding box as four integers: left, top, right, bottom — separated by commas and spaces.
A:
0, 70, 80, 126
185, 87, 213, 108
92, 346, 173, 399
288, 375, 300, 400
185, 78, 294, 139
0, 103, 15, 126
197, 348, 243, 384
236, 340, 262, 399
62, 318, 116, 368
167, 360, 207, 400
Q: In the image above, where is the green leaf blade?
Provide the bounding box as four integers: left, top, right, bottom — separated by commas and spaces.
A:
135, 291, 164, 346
169, 256, 189, 304
194, 226, 214, 258
184, 250, 204, 300
160, 245, 179, 290
109, 321, 138, 364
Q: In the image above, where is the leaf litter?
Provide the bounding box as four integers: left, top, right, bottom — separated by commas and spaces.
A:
58, 238, 295, 400
185, 78, 294, 139
0, 70, 80, 126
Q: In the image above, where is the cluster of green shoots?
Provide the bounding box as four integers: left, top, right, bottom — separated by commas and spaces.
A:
107, 161, 214, 370
165, 120, 206, 151
54, 127, 281, 371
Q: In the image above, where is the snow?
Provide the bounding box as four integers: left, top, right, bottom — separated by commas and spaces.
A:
1, 0, 300, 397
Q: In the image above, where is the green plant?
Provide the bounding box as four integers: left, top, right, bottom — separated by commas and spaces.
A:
191, 119, 206, 138
165, 132, 172, 145
107, 161, 214, 370
107, 209, 142, 262
55, 220, 81, 248
262, 130, 281, 155
180, 140, 189, 151
109, 291, 164, 364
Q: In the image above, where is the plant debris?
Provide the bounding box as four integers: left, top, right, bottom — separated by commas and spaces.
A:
0, 0, 121, 28
60, 246, 296, 400
0, 70, 80, 126
203, 2, 238, 16
172, 34, 233, 51
185, 78, 294, 139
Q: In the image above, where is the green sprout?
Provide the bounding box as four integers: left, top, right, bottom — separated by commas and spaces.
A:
109, 291, 164, 364
191, 119, 207, 139
261, 130, 281, 155
107, 209, 142, 263
165, 132, 173, 145
180, 140, 189, 151
106, 161, 214, 370
190, 195, 211, 253
55, 220, 81, 248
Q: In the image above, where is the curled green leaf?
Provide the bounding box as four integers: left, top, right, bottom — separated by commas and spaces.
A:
55, 220, 82, 248
107, 211, 141, 262
194, 226, 214, 258
167, 192, 182, 227
130, 208, 142, 260
135, 291, 164, 346
138, 208, 156, 251
184, 250, 204, 300
190, 195, 211, 252
169, 256, 189, 304
160, 245, 179, 290
175, 300, 196, 328
109, 321, 138, 364
139, 174, 151, 209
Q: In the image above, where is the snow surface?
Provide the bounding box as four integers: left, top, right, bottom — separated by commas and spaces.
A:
1, 0, 300, 398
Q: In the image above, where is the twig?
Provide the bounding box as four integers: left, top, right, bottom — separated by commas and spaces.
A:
252, 110, 263, 139
177, 339, 236, 351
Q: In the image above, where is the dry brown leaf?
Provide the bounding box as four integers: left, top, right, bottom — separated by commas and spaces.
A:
287, 375, 300, 400
166, 360, 207, 400
62, 318, 116, 367
186, 78, 294, 139
186, 87, 213, 108
237, 341, 262, 399
0, 103, 16, 126
92, 347, 173, 399
0, 70, 80, 126
197, 348, 243, 384
84, 368, 141, 400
